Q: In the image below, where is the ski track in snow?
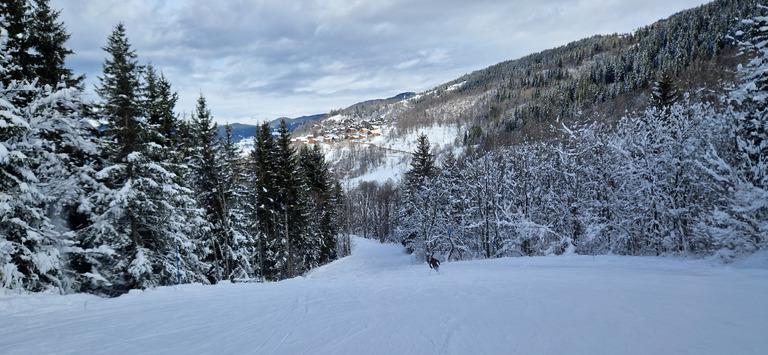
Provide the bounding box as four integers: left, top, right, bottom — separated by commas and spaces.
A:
1, 237, 767, 354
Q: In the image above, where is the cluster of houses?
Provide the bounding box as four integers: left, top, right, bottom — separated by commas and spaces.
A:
293, 116, 384, 145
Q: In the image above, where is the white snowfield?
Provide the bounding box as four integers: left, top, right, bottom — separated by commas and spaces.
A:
1, 237, 767, 355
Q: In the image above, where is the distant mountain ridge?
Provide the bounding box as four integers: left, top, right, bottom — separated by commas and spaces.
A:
357, 92, 416, 105
217, 114, 325, 142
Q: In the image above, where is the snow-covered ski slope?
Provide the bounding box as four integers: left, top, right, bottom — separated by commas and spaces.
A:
2, 237, 767, 354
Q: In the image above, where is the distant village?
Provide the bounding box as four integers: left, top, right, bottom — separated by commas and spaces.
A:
292, 116, 384, 145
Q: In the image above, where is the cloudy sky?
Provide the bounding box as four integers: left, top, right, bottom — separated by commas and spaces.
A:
50, 0, 708, 125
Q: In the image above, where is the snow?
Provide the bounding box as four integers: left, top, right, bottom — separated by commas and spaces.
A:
349, 156, 406, 185
0, 143, 8, 163
1, 237, 767, 354
347, 123, 460, 185
446, 81, 467, 92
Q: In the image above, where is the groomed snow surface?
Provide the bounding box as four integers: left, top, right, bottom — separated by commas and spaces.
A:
2, 237, 767, 354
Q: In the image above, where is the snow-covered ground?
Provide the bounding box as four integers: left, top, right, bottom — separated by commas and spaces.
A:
1, 238, 767, 354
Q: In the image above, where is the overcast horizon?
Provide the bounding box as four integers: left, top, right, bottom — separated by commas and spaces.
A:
51, 0, 709, 125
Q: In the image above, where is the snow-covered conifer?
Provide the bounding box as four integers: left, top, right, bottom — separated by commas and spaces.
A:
0, 24, 65, 292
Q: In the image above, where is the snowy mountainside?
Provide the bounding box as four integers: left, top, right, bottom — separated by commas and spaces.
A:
291, 0, 758, 185
293, 83, 485, 184
2, 237, 766, 354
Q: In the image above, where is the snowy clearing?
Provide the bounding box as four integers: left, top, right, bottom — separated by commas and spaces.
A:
1, 237, 767, 354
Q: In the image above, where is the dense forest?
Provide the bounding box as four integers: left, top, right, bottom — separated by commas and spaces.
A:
343, 0, 767, 262
1, 0, 344, 296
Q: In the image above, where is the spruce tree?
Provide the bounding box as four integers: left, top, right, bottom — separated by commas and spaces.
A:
651, 71, 680, 112
732, 13, 768, 189
72, 24, 208, 295
274, 119, 310, 278
401, 133, 442, 258
27, 0, 80, 88
0, 0, 31, 87
1, 4, 93, 293
219, 124, 256, 280
188, 93, 222, 223
186, 93, 231, 283
405, 133, 436, 190
143, 64, 178, 146
0, 0, 79, 89
0, 34, 64, 291
299, 144, 339, 266
249, 122, 279, 280
95, 22, 143, 158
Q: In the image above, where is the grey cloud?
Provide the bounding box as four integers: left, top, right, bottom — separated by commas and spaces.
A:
51, 0, 707, 123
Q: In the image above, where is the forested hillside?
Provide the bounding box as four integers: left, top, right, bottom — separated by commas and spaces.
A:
334, 0, 767, 262
1, 1, 344, 296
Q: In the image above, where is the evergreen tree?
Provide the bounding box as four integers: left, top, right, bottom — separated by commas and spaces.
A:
299, 144, 338, 266
717, 11, 768, 259
0, 31, 64, 291
187, 93, 222, 223
405, 133, 436, 189
249, 122, 279, 280
219, 124, 256, 280
731, 13, 768, 189
274, 119, 310, 277
72, 24, 208, 295
185, 93, 238, 283
27, 0, 80, 88
400, 133, 445, 259
0, 0, 81, 91
1, 5, 93, 293
94, 22, 143, 158
651, 71, 680, 112
0, 0, 32, 86
143, 64, 177, 146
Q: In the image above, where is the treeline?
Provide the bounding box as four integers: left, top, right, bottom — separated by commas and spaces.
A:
1, 1, 343, 296
347, 12, 768, 262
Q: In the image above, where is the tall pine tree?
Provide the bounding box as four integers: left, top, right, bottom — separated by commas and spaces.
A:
299, 144, 339, 266
274, 119, 310, 278
72, 24, 208, 295
249, 122, 279, 280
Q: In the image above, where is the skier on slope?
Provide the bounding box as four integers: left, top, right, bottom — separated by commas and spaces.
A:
428, 255, 440, 272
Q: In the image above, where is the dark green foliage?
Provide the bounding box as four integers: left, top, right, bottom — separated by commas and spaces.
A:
188, 94, 223, 223
651, 71, 681, 111
248, 121, 343, 280
299, 144, 339, 265
0, 0, 80, 91
143, 64, 178, 145
27, 0, 80, 88
95, 23, 144, 158
250, 122, 279, 280
274, 120, 311, 278
405, 133, 436, 189
70, 23, 212, 296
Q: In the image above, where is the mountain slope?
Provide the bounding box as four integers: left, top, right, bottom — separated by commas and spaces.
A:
296, 0, 760, 183
2, 237, 767, 354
